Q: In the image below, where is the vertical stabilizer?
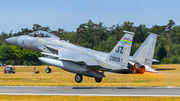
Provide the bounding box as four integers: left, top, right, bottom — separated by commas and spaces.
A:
130, 33, 158, 67
104, 31, 134, 69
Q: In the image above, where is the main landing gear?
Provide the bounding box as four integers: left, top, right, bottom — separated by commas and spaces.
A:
75, 74, 103, 83
75, 74, 83, 83
46, 65, 51, 74
95, 77, 102, 83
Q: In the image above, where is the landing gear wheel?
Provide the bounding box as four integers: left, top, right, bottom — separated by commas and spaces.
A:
75, 74, 83, 83
95, 77, 102, 83
46, 68, 51, 73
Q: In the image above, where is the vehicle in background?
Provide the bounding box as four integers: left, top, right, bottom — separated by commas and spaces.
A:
3, 66, 15, 74
0, 63, 6, 67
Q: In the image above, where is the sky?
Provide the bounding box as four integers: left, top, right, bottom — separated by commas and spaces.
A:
0, 0, 179, 33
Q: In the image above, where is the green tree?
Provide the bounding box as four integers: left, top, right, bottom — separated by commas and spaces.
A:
0, 45, 16, 63
0, 32, 9, 45
169, 56, 177, 64
157, 43, 167, 62
33, 24, 42, 31
166, 20, 175, 59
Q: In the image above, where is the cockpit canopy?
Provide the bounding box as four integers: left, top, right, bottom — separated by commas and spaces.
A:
28, 30, 60, 39
28, 31, 51, 37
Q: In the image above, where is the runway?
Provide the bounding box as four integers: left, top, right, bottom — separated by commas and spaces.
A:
0, 86, 180, 96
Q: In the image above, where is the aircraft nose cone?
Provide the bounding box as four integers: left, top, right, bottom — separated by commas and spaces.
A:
5, 36, 19, 46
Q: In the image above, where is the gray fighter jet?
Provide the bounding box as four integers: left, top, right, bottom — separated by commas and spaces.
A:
5, 30, 158, 83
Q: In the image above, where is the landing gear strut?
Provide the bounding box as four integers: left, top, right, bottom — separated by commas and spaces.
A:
46, 65, 51, 74
75, 74, 83, 83
95, 77, 102, 83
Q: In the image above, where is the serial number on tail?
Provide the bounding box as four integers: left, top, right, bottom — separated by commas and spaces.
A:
110, 56, 120, 62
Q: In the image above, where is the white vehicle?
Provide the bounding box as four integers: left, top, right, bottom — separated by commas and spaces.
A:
4, 66, 15, 74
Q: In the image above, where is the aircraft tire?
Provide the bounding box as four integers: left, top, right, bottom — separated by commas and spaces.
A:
75, 74, 83, 83
46, 68, 51, 73
95, 77, 102, 83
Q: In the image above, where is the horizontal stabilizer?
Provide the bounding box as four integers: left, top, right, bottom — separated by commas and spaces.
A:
155, 68, 176, 71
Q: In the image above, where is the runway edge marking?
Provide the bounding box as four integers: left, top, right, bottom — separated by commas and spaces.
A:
0, 93, 180, 97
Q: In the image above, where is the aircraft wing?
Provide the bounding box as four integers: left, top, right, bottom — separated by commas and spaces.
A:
41, 45, 100, 66
42, 30, 135, 72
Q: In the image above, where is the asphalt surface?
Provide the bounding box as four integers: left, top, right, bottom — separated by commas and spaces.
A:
0, 86, 180, 96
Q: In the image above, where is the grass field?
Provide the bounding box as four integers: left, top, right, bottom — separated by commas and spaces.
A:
0, 95, 180, 101
0, 64, 180, 100
0, 64, 179, 87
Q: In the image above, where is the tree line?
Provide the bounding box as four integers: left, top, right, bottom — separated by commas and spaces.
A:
0, 20, 180, 65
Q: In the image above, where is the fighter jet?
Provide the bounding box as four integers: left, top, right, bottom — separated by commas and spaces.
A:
5, 30, 158, 83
